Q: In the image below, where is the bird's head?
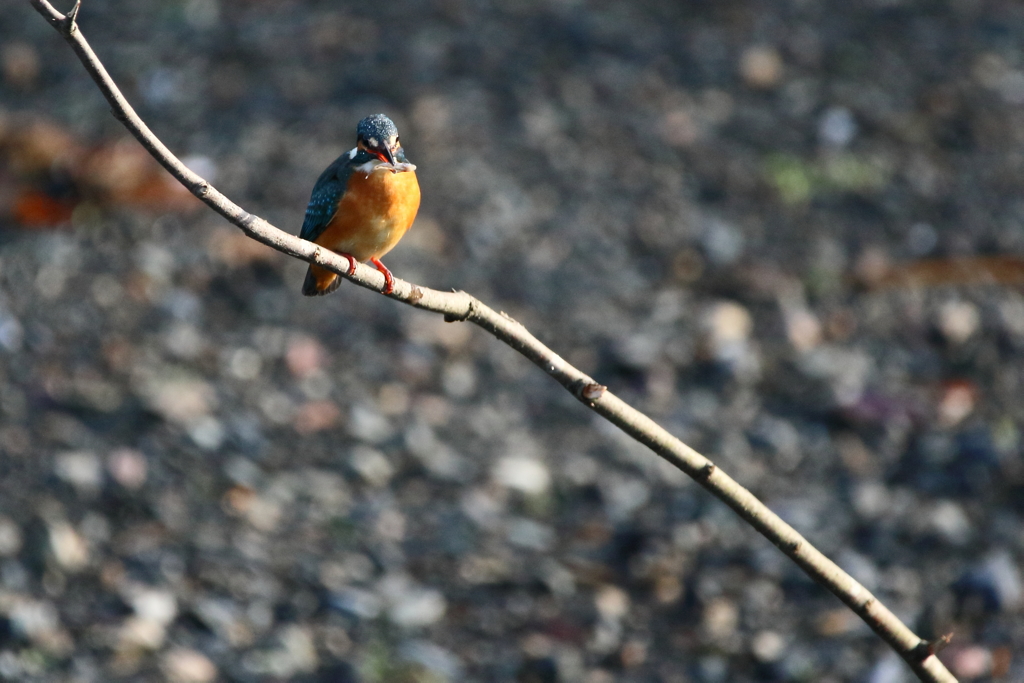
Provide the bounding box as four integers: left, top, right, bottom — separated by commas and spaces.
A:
356, 114, 401, 165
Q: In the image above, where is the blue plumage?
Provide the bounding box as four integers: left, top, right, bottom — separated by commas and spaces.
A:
299, 155, 363, 244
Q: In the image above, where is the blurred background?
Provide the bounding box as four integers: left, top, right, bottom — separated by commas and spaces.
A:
1, 0, 1023, 681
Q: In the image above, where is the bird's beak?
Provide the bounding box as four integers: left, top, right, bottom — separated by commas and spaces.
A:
380, 145, 397, 165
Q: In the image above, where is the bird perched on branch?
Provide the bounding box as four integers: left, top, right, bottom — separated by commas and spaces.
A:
299, 114, 420, 296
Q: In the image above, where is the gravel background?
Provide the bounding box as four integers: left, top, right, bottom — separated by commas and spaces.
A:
1, 0, 1023, 681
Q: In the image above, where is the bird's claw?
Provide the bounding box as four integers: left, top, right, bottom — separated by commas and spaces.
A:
371, 257, 395, 295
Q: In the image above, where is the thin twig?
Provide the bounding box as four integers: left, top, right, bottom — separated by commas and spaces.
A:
28, 1, 957, 681
65, 0, 80, 26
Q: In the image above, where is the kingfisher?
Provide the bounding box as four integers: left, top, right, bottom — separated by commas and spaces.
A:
299, 114, 421, 296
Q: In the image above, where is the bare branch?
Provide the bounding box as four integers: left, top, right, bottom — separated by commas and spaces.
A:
29, 1, 957, 681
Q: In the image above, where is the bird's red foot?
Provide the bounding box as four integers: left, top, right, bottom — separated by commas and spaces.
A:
370, 257, 395, 294
342, 253, 357, 275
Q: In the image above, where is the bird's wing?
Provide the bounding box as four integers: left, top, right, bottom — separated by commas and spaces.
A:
299, 155, 359, 244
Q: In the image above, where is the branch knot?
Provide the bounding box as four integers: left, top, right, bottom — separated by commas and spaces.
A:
697, 461, 716, 481
443, 298, 473, 323
63, 0, 81, 34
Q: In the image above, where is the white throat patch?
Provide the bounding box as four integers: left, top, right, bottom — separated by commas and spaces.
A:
354, 158, 385, 176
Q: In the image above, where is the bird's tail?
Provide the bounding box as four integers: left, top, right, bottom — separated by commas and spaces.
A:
302, 265, 343, 296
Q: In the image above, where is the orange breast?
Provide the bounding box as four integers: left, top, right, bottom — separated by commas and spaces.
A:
317, 168, 421, 262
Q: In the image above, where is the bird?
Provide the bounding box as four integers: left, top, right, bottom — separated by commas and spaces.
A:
299, 114, 421, 296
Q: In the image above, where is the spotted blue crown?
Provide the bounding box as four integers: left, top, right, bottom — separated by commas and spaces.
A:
357, 114, 398, 146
